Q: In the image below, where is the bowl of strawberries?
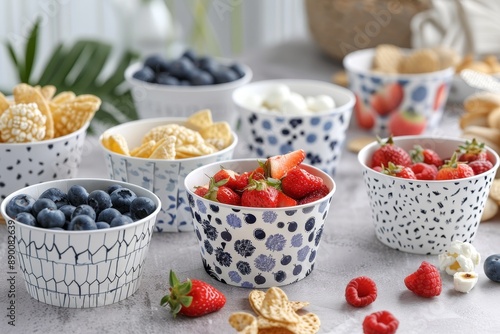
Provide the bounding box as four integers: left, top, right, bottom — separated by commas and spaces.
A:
184, 149, 335, 288
358, 135, 500, 255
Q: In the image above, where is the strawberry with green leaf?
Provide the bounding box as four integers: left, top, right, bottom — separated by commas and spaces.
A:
371, 136, 412, 169
457, 138, 487, 163
436, 153, 475, 180
241, 178, 280, 208
160, 270, 226, 318
382, 162, 417, 179
410, 145, 443, 168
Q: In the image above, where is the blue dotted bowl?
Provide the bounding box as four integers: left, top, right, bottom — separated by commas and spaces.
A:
233, 79, 355, 176
184, 159, 336, 288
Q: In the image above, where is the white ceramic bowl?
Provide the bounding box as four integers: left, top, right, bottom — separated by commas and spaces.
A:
0, 178, 161, 308
125, 61, 253, 129
343, 48, 454, 137
0, 122, 89, 204
99, 117, 238, 232
358, 135, 500, 255
184, 159, 336, 288
233, 79, 355, 175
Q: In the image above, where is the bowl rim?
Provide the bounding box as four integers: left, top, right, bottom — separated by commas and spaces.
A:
98, 117, 238, 162
124, 60, 253, 92
231, 78, 355, 117
184, 158, 336, 210
357, 135, 500, 182
0, 178, 162, 234
343, 48, 455, 79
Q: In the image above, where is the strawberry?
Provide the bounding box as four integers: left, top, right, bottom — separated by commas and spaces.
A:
410, 145, 443, 168
468, 159, 493, 175
387, 109, 427, 136
457, 138, 488, 163
404, 261, 442, 298
362, 310, 399, 334
216, 186, 241, 205
241, 179, 279, 208
213, 168, 240, 189
233, 172, 250, 192
266, 149, 305, 180
354, 95, 376, 130
436, 153, 475, 180
410, 162, 437, 180
194, 185, 209, 197
281, 167, 324, 200
382, 162, 416, 179
370, 136, 412, 168
297, 184, 330, 205
160, 270, 226, 317
345, 276, 377, 308
277, 191, 297, 207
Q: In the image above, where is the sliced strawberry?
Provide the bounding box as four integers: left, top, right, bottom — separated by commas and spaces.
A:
281, 167, 324, 200
216, 186, 241, 205
277, 191, 297, 207
266, 149, 305, 180
213, 168, 240, 190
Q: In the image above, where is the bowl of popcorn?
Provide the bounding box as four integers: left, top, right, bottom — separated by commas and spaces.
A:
232, 79, 355, 175
0, 84, 100, 204
357, 135, 499, 255
125, 50, 252, 129
0, 178, 161, 308
184, 149, 336, 287
343, 45, 455, 137
99, 109, 237, 232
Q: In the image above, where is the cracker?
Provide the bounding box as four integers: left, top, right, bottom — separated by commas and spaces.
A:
464, 92, 500, 114
0, 92, 9, 113
35, 85, 57, 100
13, 83, 54, 139
186, 109, 213, 130
462, 125, 500, 145
249, 290, 309, 315
399, 49, 440, 74
481, 197, 499, 222
372, 44, 403, 73
257, 313, 321, 334
51, 91, 76, 105
130, 140, 156, 158
258, 287, 300, 324
432, 46, 460, 70
228, 312, 258, 334
52, 100, 101, 137
102, 133, 130, 156
149, 136, 176, 159
487, 108, 500, 130
459, 112, 489, 130
347, 136, 376, 153
142, 124, 205, 147
176, 143, 216, 159
199, 121, 233, 149
489, 178, 500, 204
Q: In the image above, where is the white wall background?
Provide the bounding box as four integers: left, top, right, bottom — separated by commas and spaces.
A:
0, 0, 309, 91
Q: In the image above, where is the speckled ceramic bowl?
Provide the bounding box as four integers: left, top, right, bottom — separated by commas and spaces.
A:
0, 178, 161, 308
0, 122, 89, 204
99, 117, 237, 232
358, 135, 500, 255
233, 79, 354, 175
184, 159, 336, 288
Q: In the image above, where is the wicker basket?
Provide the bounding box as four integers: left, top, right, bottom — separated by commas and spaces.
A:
305, 0, 432, 61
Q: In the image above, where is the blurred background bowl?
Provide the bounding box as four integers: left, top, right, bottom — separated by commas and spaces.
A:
184, 159, 336, 288
233, 79, 354, 175
99, 117, 238, 232
0, 178, 161, 308
125, 61, 252, 129
343, 48, 454, 137
358, 135, 499, 255
0, 122, 89, 205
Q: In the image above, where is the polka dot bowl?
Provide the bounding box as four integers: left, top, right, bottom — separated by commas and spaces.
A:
358, 135, 500, 255
0, 178, 161, 308
184, 159, 336, 288
99, 117, 238, 232
343, 48, 454, 137
0, 121, 89, 205
232, 79, 355, 176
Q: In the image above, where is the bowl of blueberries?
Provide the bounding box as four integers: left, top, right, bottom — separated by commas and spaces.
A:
1, 178, 161, 308
126, 49, 252, 128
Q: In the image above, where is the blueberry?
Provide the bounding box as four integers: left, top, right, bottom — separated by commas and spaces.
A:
197, 56, 218, 74
144, 54, 170, 73
179, 80, 191, 86
96, 221, 111, 229
169, 57, 197, 80
6, 194, 36, 218
59, 204, 76, 222
110, 188, 137, 213
97, 207, 121, 224
72, 204, 96, 220
212, 67, 238, 84
32, 198, 57, 218
106, 184, 122, 195
229, 62, 246, 78
110, 214, 134, 227
87, 190, 112, 215
67, 185, 89, 206
37, 208, 66, 229
15, 212, 37, 226
182, 49, 198, 62
39, 188, 69, 208
484, 254, 500, 282
133, 67, 155, 82
70, 215, 97, 231
190, 70, 214, 86
155, 73, 180, 85
130, 196, 156, 220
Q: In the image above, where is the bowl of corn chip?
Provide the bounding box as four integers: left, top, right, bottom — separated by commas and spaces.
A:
99, 109, 238, 232
0, 84, 100, 204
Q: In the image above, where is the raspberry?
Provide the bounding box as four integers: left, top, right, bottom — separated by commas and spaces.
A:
468, 159, 493, 175
345, 276, 377, 307
404, 261, 442, 297
363, 310, 399, 334
410, 162, 438, 180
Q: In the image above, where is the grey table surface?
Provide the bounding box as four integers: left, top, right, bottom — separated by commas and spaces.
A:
1, 40, 500, 334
